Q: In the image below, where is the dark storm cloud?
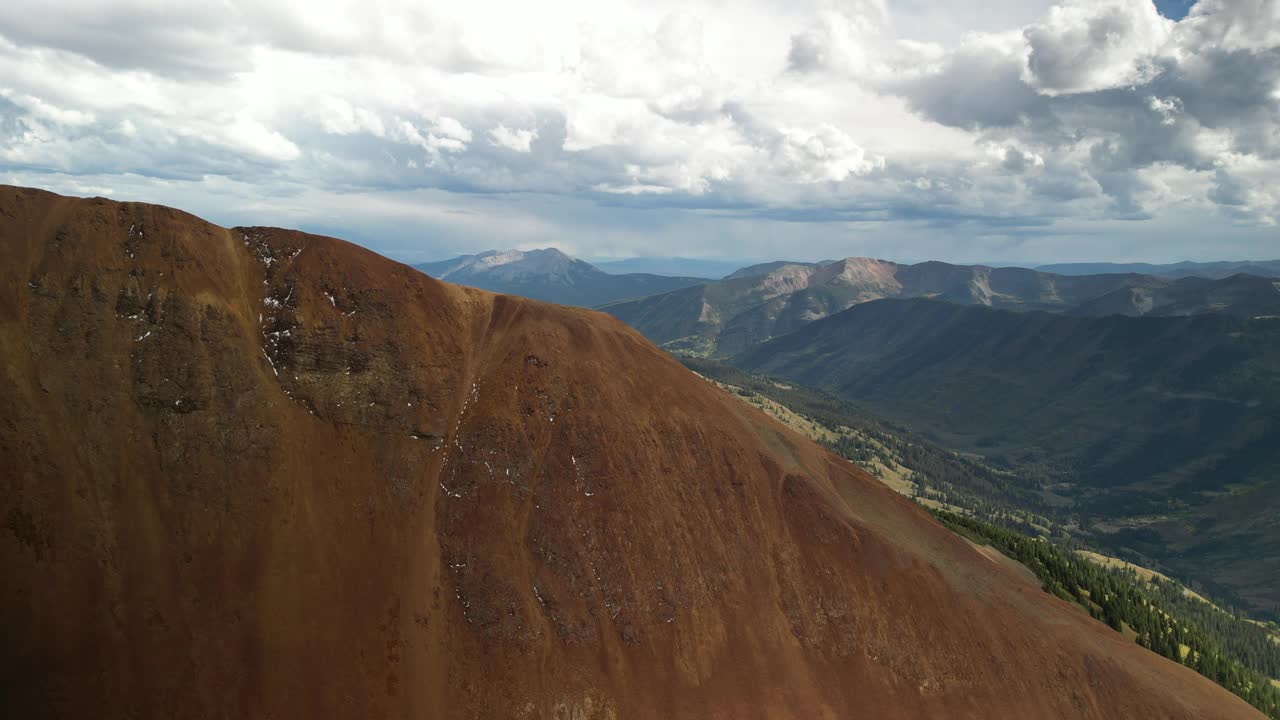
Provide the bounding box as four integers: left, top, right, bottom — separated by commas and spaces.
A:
896, 42, 1051, 130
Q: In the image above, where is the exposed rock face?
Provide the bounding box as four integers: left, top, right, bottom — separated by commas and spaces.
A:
0, 185, 1264, 720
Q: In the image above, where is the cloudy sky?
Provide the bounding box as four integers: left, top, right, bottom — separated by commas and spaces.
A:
1, 0, 1277, 265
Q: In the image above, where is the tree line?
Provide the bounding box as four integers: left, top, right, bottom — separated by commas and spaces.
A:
933, 509, 1280, 719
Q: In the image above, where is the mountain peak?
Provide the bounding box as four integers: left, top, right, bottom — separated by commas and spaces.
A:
837, 255, 896, 267
472, 247, 580, 274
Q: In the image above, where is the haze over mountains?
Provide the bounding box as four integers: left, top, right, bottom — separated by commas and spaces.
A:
414, 248, 708, 307
590, 256, 746, 279
416, 250, 1280, 348
8, 185, 1267, 718
604, 257, 1280, 357
1038, 260, 1280, 280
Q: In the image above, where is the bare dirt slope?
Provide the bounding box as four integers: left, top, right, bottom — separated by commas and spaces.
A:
0, 185, 1264, 719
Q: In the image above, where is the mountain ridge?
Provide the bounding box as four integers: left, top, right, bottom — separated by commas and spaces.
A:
604, 256, 1280, 356
1, 184, 1263, 719
415, 248, 708, 307
1039, 260, 1280, 279
590, 256, 746, 279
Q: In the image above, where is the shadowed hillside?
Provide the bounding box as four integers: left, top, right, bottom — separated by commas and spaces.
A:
735, 298, 1280, 618
1070, 274, 1280, 318
0, 186, 1264, 719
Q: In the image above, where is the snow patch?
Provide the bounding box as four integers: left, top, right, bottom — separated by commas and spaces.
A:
261, 349, 278, 376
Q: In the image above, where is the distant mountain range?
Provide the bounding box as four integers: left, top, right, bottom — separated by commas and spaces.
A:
589, 256, 746, 279
719, 258, 1280, 282
1037, 259, 1280, 279
1069, 274, 1280, 318
602, 257, 1280, 356
734, 298, 1280, 617
414, 250, 1280, 321
414, 249, 708, 306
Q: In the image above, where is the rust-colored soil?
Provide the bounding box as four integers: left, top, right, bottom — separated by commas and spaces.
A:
0, 185, 1264, 719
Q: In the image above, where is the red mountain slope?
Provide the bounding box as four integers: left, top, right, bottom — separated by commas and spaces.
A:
0, 185, 1263, 719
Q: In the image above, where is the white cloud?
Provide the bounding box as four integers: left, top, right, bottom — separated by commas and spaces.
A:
433, 116, 472, 144
0, 89, 96, 126
310, 96, 388, 136
1148, 95, 1183, 125
1176, 0, 1280, 53
1023, 0, 1174, 95
774, 124, 884, 183
218, 112, 302, 163
489, 124, 538, 152
0, 0, 1276, 263
786, 6, 893, 76
593, 182, 674, 195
